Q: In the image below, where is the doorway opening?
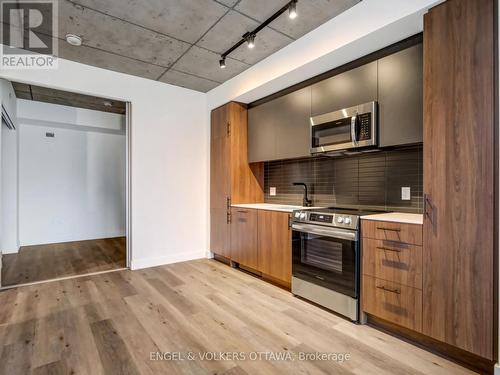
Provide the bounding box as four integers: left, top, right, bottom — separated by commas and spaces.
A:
0, 80, 131, 288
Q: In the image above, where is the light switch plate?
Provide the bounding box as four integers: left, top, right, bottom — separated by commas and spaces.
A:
270, 187, 276, 196
401, 187, 411, 201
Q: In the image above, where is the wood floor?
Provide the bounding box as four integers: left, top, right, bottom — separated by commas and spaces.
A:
2, 237, 126, 286
0, 258, 477, 375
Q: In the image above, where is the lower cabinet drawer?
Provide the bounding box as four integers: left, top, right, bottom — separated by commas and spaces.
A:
362, 275, 422, 332
361, 220, 423, 245
362, 238, 422, 289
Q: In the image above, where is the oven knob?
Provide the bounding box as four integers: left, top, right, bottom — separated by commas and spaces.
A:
344, 217, 352, 225
294, 212, 301, 218
300, 212, 307, 220
337, 216, 344, 223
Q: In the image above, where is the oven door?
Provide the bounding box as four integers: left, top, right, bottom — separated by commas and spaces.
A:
292, 223, 359, 298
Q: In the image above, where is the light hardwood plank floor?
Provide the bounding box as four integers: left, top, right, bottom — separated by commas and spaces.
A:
2, 237, 126, 286
0, 259, 477, 375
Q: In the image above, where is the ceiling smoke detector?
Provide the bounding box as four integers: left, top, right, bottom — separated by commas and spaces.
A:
65, 34, 82, 46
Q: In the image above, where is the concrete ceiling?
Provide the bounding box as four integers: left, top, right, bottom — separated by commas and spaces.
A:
12, 82, 126, 114
16, 0, 361, 92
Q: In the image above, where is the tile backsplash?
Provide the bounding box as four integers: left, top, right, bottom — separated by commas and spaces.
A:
264, 146, 423, 213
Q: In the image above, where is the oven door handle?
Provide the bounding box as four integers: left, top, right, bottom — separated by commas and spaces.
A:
292, 223, 358, 241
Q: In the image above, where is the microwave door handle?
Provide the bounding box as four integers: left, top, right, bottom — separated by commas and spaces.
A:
351, 115, 358, 144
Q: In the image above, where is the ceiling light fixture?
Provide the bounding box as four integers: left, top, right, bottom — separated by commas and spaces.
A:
65, 33, 82, 46
246, 34, 255, 49
218, 0, 298, 68
289, 0, 298, 19
103, 100, 113, 107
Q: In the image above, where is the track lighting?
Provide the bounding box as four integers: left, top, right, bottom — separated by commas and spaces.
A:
246, 34, 255, 49
218, 1, 298, 68
289, 0, 298, 19
219, 57, 226, 69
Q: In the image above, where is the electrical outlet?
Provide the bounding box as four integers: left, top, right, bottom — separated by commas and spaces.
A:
270, 187, 277, 196
401, 187, 411, 201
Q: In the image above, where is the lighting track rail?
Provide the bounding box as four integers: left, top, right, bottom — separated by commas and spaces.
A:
219, 0, 298, 68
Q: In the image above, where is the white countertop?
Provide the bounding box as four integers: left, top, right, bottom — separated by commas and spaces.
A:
361, 212, 423, 225
231, 203, 322, 213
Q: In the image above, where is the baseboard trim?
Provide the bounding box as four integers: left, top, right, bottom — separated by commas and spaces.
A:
2, 246, 20, 255
130, 250, 206, 270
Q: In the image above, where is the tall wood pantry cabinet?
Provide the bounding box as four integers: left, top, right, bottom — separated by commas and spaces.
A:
210, 102, 264, 258
422, 0, 495, 360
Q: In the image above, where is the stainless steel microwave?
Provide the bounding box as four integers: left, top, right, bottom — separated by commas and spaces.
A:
310, 101, 378, 154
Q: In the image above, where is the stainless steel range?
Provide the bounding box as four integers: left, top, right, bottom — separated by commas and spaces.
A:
291, 207, 379, 322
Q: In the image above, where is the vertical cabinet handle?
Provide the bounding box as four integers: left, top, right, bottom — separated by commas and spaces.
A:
424, 193, 434, 224
226, 197, 231, 224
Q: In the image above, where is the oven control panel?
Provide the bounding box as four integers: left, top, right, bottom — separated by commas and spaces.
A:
309, 213, 333, 223
293, 210, 359, 229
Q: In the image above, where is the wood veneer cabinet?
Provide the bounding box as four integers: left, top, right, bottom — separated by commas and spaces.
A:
231, 209, 259, 270
361, 220, 423, 332
210, 102, 264, 259
422, 0, 495, 360
257, 210, 292, 286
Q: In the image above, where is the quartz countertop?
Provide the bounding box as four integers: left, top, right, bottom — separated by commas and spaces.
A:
231, 203, 322, 213
360, 212, 423, 225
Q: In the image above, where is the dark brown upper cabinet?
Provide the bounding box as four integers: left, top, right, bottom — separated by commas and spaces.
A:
248, 41, 424, 163
311, 62, 377, 117
248, 87, 311, 163
378, 44, 423, 147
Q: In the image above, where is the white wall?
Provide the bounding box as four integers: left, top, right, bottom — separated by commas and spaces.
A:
1, 119, 18, 253
17, 99, 126, 246
0, 55, 208, 269
0, 79, 19, 255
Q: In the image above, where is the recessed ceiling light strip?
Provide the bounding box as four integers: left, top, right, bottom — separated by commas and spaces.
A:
219, 0, 298, 68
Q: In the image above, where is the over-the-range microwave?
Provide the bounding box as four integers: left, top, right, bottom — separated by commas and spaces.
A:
310, 101, 378, 154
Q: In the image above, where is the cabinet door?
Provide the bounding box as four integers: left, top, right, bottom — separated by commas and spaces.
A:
258, 210, 291, 284
422, 0, 494, 359
248, 87, 311, 162
311, 62, 377, 117
210, 106, 230, 257
230, 209, 258, 269
248, 102, 277, 162
378, 44, 423, 147
275, 87, 311, 160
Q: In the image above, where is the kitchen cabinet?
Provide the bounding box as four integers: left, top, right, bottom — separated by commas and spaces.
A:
210, 102, 264, 259
422, 0, 494, 360
378, 44, 423, 147
248, 87, 311, 162
311, 62, 377, 117
361, 219, 423, 332
231, 209, 258, 270
257, 210, 292, 285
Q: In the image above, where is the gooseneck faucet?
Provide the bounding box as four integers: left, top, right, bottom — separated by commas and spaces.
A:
293, 182, 313, 207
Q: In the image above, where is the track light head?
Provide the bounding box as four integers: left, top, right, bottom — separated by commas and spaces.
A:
289, 0, 298, 19
246, 34, 255, 49
219, 57, 226, 69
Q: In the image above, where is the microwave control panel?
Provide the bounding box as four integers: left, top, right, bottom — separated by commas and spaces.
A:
358, 112, 372, 141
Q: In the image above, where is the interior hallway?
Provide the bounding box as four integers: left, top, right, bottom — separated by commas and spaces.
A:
1, 237, 126, 286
